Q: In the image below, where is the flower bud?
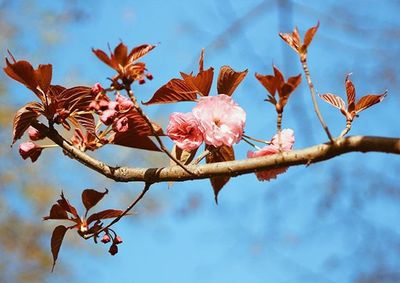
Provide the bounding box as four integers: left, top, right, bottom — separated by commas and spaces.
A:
108, 244, 118, 256
101, 234, 111, 244
114, 235, 123, 245
18, 141, 43, 162
28, 126, 45, 141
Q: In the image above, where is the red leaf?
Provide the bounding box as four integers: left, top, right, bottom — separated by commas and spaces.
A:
287, 74, 302, 90
4, 58, 52, 103
51, 225, 68, 272
12, 102, 44, 144
57, 192, 79, 218
303, 22, 320, 48
143, 78, 197, 105
255, 73, 276, 96
170, 145, 197, 166
345, 74, 356, 112
205, 145, 235, 203
86, 209, 124, 225
112, 42, 129, 67
128, 44, 156, 62
82, 188, 108, 213
111, 133, 161, 151
279, 27, 301, 53
57, 86, 93, 112
181, 67, 214, 96
92, 48, 114, 68
319, 93, 346, 111
70, 113, 96, 134
198, 48, 205, 73
355, 93, 387, 113
217, 66, 247, 96
43, 204, 69, 220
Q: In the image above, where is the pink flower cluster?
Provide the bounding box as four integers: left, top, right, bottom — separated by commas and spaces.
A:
88, 85, 134, 133
247, 129, 295, 181
167, 94, 246, 151
18, 126, 47, 162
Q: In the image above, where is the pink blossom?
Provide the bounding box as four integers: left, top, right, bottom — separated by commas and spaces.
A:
167, 112, 203, 151
192, 94, 246, 147
28, 126, 45, 141
113, 116, 129, 132
115, 93, 134, 111
247, 129, 295, 181
91, 83, 104, 95
19, 141, 43, 162
100, 109, 118, 125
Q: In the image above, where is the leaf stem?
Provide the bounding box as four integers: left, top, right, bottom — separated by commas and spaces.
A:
300, 58, 334, 142
242, 134, 271, 145
83, 182, 152, 240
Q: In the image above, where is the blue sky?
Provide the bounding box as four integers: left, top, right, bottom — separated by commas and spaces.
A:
3, 1, 400, 282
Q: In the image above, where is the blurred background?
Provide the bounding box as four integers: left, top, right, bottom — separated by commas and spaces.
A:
0, 0, 399, 282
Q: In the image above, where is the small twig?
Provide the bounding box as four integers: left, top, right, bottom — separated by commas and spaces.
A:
124, 85, 195, 176
339, 121, 352, 138
277, 112, 283, 150
242, 134, 271, 145
242, 136, 261, 150
301, 58, 334, 142
83, 182, 152, 240
191, 149, 210, 165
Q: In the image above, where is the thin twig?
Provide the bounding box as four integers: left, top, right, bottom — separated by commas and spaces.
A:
242, 136, 261, 150
83, 182, 152, 240
339, 121, 352, 138
242, 134, 271, 145
301, 58, 334, 142
191, 149, 210, 165
124, 85, 195, 176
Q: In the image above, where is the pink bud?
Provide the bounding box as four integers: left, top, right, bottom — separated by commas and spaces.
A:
115, 93, 134, 111
91, 83, 104, 95
138, 79, 146, 85
101, 234, 111, 244
28, 126, 45, 141
113, 116, 129, 132
18, 141, 43, 162
100, 109, 118, 125
146, 73, 153, 80
114, 236, 123, 245
108, 244, 118, 256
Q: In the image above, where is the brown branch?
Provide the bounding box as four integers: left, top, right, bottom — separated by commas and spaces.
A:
32, 120, 400, 183
301, 58, 334, 142
83, 182, 151, 240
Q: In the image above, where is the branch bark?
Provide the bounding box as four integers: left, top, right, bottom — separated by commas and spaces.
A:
32, 121, 400, 183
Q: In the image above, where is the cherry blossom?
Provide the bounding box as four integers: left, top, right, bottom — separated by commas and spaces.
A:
167, 112, 204, 151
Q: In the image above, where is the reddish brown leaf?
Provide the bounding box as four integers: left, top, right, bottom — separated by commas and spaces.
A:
128, 44, 156, 62
319, 93, 346, 111
70, 113, 96, 134
217, 66, 247, 96
57, 192, 78, 218
143, 78, 197, 105
279, 27, 301, 53
51, 225, 68, 272
181, 67, 214, 96
87, 209, 124, 225
43, 204, 69, 220
198, 49, 205, 73
112, 42, 128, 67
4, 58, 52, 102
111, 133, 161, 151
303, 22, 320, 48
12, 102, 44, 144
82, 188, 108, 213
92, 48, 113, 68
170, 145, 197, 166
273, 65, 284, 88
345, 74, 356, 112
287, 74, 302, 90
355, 93, 387, 113
255, 73, 276, 96
58, 86, 93, 112
205, 145, 235, 203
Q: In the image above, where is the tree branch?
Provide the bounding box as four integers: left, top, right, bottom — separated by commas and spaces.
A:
32, 120, 400, 183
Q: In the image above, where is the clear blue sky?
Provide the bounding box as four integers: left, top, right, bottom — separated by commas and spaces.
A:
3, 1, 400, 282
